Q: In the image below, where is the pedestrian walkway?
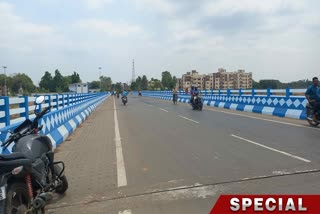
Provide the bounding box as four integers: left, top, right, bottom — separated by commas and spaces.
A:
47, 98, 118, 213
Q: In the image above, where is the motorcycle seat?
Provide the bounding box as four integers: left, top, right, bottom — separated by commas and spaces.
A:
0, 155, 32, 173
0, 152, 28, 161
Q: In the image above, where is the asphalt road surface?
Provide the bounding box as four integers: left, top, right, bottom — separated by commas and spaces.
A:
47, 95, 320, 214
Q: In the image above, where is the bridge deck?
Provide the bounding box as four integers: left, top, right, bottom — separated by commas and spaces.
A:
47, 96, 320, 214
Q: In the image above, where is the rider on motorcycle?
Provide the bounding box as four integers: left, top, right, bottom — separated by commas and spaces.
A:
190, 86, 195, 104
306, 77, 320, 120
122, 89, 128, 97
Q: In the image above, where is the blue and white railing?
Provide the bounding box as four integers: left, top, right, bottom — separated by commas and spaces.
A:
138, 88, 308, 120
0, 92, 110, 153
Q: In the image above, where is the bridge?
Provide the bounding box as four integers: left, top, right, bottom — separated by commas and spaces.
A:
0, 90, 319, 213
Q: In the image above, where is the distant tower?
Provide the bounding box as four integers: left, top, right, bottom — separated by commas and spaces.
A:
132, 59, 135, 83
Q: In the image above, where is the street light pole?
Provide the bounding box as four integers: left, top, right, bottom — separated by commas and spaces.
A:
98, 67, 102, 91
2, 66, 7, 96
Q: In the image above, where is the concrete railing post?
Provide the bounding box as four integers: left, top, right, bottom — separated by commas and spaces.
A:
19, 96, 29, 119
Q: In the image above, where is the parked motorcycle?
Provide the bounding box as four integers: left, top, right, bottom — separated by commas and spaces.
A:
306, 103, 320, 127
122, 96, 128, 105
0, 96, 68, 214
191, 93, 203, 111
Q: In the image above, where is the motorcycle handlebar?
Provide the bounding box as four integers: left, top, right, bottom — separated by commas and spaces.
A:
1, 134, 15, 147
1, 106, 51, 148
37, 105, 52, 118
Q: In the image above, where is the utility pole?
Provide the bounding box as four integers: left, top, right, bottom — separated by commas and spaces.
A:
2, 66, 7, 96
132, 59, 135, 83
99, 67, 102, 91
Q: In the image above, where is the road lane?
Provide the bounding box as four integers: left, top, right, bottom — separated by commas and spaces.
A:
116, 96, 314, 190
139, 97, 320, 164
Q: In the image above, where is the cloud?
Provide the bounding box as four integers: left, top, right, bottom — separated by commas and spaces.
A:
0, 2, 60, 53
133, 0, 177, 15
203, 0, 305, 17
74, 19, 146, 38
84, 0, 113, 10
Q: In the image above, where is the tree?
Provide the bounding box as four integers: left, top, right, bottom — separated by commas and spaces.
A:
39, 71, 54, 92
161, 71, 173, 89
70, 71, 81, 83
130, 81, 138, 91
252, 80, 260, 89
100, 76, 112, 91
148, 78, 162, 90
141, 75, 148, 90
62, 76, 72, 92
115, 82, 122, 92
136, 76, 142, 90
171, 76, 177, 89
259, 79, 282, 89
90, 81, 100, 89
53, 69, 65, 92
10, 73, 35, 95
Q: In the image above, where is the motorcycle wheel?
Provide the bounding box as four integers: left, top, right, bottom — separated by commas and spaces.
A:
53, 165, 69, 194
55, 175, 68, 194
306, 109, 319, 127
4, 182, 44, 214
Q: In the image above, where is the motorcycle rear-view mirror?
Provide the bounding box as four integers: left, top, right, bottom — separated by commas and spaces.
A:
35, 96, 45, 105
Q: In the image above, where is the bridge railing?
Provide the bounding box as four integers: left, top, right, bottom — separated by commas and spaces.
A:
141, 88, 306, 98
0, 93, 106, 128
0, 92, 110, 153
138, 88, 308, 119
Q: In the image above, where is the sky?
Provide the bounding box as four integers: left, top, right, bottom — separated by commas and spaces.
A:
0, 0, 319, 85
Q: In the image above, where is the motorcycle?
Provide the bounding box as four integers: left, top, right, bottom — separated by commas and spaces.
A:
306, 103, 320, 127
0, 96, 68, 213
122, 96, 128, 105
191, 93, 203, 111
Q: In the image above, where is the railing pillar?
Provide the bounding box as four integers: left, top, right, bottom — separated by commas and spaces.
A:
286, 87, 291, 98
19, 96, 29, 119
66, 94, 70, 106
252, 88, 256, 96
46, 95, 51, 108
227, 89, 231, 96
0, 97, 10, 126
55, 94, 59, 109
267, 88, 272, 97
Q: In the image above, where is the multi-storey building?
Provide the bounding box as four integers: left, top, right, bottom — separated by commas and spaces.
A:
179, 68, 252, 90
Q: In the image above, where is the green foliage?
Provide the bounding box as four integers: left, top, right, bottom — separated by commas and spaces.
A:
70, 72, 81, 83
130, 81, 139, 91
100, 76, 112, 92
39, 71, 54, 92
9, 73, 35, 95
90, 81, 100, 89
141, 75, 148, 90
136, 76, 142, 90
161, 71, 173, 89
148, 78, 162, 90
39, 70, 86, 92
114, 82, 122, 92
171, 76, 177, 89
258, 79, 282, 89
